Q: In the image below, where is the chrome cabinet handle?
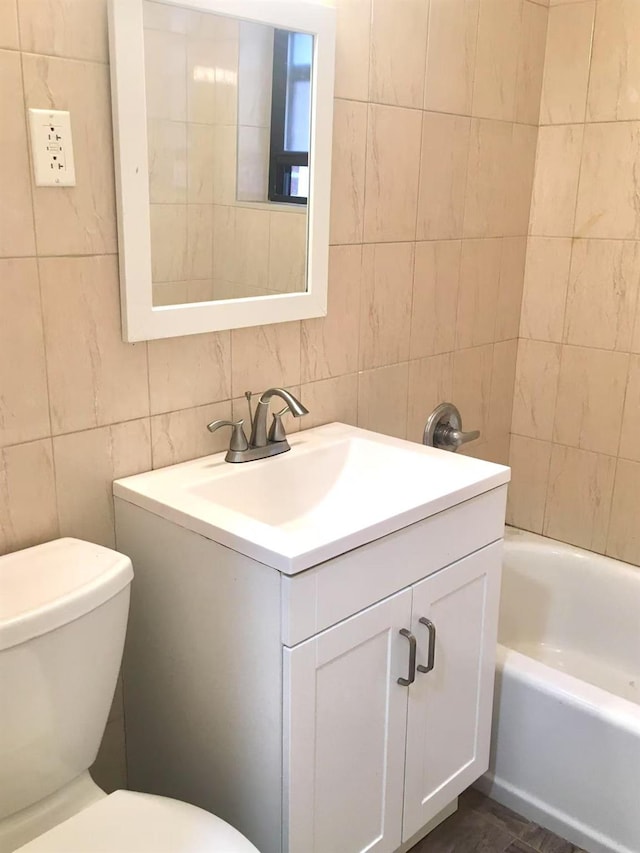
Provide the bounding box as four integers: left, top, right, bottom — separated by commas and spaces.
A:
417, 617, 436, 674
397, 628, 417, 686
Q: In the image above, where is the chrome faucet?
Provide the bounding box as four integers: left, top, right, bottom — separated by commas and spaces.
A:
207, 387, 308, 463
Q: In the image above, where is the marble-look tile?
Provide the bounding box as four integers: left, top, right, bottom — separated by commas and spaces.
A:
496, 236, 527, 341
507, 435, 552, 533
606, 459, 640, 566
515, 0, 548, 125
0, 0, 19, 49
0, 50, 35, 257
588, 0, 640, 122
53, 420, 151, 549
363, 104, 422, 242
472, 0, 522, 121
452, 344, 493, 439
187, 204, 214, 280
575, 122, 640, 240
143, 0, 189, 33
463, 118, 512, 239
529, 125, 583, 237
369, 0, 428, 109
144, 26, 186, 122
18, 0, 108, 61
406, 353, 454, 444
417, 112, 471, 241
512, 339, 561, 440
236, 125, 269, 203
212, 125, 237, 205
424, 0, 479, 116
148, 332, 231, 415
91, 719, 127, 794
410, 240, 461, 360
618, 355, 640, 463
39, 255, 150, 434
187, 123, 216, 204
539, 1, 595, 125
22, 54, 117, 256
329, 98, 367, 245
506, 124, 538, 237
359, 242, 413, 370
152, 281, 189, 307
186, 279, 215, 303
456, 238, 502, 349
268, 211, 307, 293
488, 339, 518, 440
543, 444, 615, 552
357, 363, 409, 440
334, 0, 371, 101
188, 34, 238, 126
150, 204, 187, 283
147, 119, 188, 204
151, 400, 233, 469
520, 237, 572, 342
633, 303, 640, 353
0, 439, 58, 556
231, 321, 301, 396
300, 374, 359, 430
553, 346, 628, 454
237, 21, 272, 129
564, 239, 640, 351
212, 205, 270, 289
0, 259, 50, 447
301, 245, 361, 383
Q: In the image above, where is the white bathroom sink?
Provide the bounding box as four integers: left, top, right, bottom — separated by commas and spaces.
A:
114, 423, 509, 573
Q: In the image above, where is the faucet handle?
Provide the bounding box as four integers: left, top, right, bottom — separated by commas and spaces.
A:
207, 419, 249, 452
268, 407, 290, 443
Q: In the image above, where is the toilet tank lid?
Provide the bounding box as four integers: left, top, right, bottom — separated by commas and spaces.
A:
0, 538, 133, 651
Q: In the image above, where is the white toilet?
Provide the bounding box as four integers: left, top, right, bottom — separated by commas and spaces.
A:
0, 538, 259, 853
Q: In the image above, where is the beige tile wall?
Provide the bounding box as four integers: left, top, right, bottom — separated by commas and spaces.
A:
0, 0, 547, 789
144, 4, 306, 304
509, 0, 640, 568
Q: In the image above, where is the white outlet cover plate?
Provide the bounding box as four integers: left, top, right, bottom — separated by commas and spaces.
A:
28, 108, 76, 187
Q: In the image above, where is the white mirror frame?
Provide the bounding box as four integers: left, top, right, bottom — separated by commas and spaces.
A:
108, 0, 335, 342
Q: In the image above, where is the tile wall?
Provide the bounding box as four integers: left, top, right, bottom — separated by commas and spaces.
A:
509, 0, 640, 568
144, 2, 305, 305
0, 0, 546, 788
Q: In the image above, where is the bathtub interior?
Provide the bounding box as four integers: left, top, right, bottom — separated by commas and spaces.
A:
500, 528, 640, 706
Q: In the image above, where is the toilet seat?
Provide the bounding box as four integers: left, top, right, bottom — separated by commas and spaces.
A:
14, 790, 260, 853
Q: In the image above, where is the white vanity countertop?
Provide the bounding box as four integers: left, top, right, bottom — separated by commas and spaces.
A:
113, 423, 510, 574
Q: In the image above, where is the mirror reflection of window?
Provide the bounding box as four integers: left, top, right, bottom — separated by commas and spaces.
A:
269, 30, 313, 205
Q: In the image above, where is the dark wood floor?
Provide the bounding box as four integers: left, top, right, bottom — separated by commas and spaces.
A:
408, 789, 587, 853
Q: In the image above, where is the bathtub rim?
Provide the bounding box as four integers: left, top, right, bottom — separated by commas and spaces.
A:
496, 645, 640, 730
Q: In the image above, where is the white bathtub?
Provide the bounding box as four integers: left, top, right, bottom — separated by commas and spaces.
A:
478, 527, 640, 853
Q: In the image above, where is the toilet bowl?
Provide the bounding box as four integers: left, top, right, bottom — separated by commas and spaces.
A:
0, 538, 259, 853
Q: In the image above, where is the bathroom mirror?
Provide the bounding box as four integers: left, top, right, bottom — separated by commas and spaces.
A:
108, 0, 335, 341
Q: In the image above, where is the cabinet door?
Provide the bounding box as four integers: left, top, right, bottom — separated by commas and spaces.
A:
284, 589, 412, 853
402, 542, 502, 841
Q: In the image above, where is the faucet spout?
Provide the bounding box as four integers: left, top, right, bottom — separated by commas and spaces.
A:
249, 388, 309, 448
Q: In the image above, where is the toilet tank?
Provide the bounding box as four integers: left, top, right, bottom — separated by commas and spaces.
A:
0, 539, 133, 821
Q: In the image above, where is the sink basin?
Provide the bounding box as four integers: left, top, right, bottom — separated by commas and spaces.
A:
114, 423, 509, 573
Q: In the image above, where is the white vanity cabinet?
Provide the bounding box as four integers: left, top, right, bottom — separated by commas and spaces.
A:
284, 543, 501, 853
115, 478, 506, 853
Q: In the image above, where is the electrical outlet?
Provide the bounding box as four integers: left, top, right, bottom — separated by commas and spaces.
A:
28, 108, 76, 187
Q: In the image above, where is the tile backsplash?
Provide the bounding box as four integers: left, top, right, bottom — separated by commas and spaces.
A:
509, 0, 640, 569
2, 0, 548, 789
